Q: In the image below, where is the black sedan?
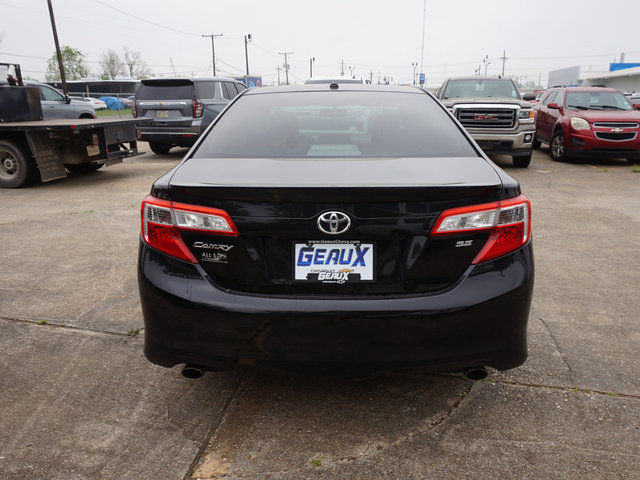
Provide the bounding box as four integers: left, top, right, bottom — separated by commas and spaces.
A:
138, 84, 534, 379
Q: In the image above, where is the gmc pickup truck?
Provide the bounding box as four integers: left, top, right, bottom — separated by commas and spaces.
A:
436, 76, 535, 167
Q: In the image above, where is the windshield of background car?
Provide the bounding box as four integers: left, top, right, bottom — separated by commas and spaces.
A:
442, 79, 520, 99
136, 81, 194, 100
565, 91, 632, 111
193, 91, 477, 158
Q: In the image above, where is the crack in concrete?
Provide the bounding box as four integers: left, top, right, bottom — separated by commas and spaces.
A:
0, 314, 141, 338
183, 371, 246, 480
481, 377, 640, 400
538, 316, 575, 383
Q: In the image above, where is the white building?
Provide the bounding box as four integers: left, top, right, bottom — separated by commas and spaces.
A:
579, 67, 640, 93
548, 65, 640, 93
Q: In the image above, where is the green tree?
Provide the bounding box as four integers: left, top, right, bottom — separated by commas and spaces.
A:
46, 46, 89, 81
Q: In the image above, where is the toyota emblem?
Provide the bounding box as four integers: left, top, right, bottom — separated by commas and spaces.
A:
317, 211, 351, 235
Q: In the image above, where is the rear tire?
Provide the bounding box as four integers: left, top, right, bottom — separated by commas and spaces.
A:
79, 113, 95, 119
64, 163, 104, 174
149, 142, 172, 155
512, 152, 532, 168
0, 140, 37, 188
550, 131, 566, 162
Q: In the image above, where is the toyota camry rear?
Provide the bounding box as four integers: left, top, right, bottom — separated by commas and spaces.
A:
138, 85, 534, 376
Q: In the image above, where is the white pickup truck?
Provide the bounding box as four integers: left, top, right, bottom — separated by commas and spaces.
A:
436, 76, 536, 167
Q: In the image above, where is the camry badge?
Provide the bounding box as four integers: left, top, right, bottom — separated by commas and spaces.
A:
317, 211, 351, 235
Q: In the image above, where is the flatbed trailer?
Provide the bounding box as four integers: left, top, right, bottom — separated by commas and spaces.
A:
0, 116, 144, 188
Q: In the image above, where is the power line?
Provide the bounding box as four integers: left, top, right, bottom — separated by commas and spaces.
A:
92, 0, 201, 37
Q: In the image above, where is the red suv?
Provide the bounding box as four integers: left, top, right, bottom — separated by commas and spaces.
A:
533, 87, 640, 163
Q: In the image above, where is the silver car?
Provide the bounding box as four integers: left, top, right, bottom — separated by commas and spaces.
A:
28, 82, 96, 120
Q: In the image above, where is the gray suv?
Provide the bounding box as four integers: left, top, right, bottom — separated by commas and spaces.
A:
134, 77, 247, 154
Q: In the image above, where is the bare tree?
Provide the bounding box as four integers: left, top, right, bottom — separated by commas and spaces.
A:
99, 49, 124, 80
122, 47, 153, 79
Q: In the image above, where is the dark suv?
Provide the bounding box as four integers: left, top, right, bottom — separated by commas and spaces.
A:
134, 77, 247, 154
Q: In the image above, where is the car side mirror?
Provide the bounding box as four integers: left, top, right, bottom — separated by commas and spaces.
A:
633, 104, 640, 111
548, 102, 560, 109
64, 94, 71, 104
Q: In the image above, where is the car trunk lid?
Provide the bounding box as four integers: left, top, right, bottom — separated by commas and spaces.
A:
163, 155, 505, 295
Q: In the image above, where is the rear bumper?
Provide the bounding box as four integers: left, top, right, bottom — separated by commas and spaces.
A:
138, 241, 534, 373
139, 131, 199, 147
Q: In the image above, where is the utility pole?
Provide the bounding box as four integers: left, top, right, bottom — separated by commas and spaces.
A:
341, 59, 345, 76
46, 0, 67, 95
420, 0, 426, 78
202, 33, 223, 76
500, 50, 507, 77
309, 57, 315, 78
348, 65, 356, 78
244, 34, 252, 75
279, 51, 293, 85
369, 69, 374, 84
411, 62, 418, 86
276, 65, 282, 86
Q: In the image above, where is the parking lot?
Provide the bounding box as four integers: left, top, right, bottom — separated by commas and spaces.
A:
0, 147, 638, 479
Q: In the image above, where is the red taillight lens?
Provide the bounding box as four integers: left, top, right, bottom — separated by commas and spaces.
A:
132, 102, 137, 118
431, 194, 531, 264
192, 99, 203, 118
141, 195, 238, 263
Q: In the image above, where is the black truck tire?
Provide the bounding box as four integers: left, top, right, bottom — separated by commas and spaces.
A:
149, 142, 172, 155
512, 152, 532, 168
0, 140, 37, 188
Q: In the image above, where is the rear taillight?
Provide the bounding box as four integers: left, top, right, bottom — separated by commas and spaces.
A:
431, 194, 531, 264
192, 99, 203, 118
141, 195, 238, 263
132, 102, 137, 118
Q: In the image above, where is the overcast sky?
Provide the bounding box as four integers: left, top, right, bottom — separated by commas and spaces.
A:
1, 0, 638, 87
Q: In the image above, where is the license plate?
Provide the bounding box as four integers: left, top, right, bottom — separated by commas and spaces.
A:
156, 110, 169, 118
294, 241, 374, 283
85, 145, 100, 156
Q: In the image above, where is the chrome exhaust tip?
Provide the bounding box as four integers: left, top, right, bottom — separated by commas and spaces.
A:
181, 364, 205, 379
462, 366, 488, 381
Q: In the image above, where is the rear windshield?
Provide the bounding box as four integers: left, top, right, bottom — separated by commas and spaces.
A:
565, 91, 632, 111
442, 79, 520, 99
137, 81, 194, 100
193, 91, 476, 158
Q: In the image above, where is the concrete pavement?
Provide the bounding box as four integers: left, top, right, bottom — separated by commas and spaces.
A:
0, 148, 638, 479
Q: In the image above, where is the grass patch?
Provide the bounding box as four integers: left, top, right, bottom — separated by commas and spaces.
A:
309, 455, 324, 467
36, 320, 47, 325
96, 108, 132, 118
632, 164, 640, 173
127, 328, 141, 337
